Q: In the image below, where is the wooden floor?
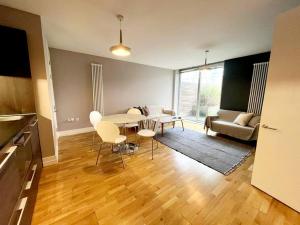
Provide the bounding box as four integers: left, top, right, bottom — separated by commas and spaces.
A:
32, 122, 300, 225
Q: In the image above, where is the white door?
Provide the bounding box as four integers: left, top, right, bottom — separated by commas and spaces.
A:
251, 6, 300, 212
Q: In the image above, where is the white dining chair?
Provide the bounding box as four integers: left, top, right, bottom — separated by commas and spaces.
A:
95, 121, 126, 168
89, 111, 102, 150
137, 119, 160, 160
124, 108, 141, 142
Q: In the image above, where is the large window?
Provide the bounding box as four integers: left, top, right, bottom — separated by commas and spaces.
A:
178, 65, 223, 123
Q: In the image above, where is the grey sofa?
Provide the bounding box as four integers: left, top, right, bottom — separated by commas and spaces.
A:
204, 109, 260, 141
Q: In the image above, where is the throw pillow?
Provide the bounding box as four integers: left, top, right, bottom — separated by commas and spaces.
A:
233, 113, 254, 126
133, 106, 143, 115
143, 106, 149, 117
248, 115, 261, 128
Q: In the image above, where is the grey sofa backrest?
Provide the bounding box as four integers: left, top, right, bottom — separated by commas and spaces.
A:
217, 109, 243, 122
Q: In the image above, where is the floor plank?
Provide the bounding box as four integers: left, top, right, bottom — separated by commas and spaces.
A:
32, 121, 300, 225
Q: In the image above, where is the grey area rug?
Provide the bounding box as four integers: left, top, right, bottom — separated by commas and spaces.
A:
154, 127, 253, 175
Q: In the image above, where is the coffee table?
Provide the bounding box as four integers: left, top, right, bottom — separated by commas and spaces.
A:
153, 116, 184, 136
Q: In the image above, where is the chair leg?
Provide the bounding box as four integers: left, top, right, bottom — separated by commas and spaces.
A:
152, 138, 154, 160
124, 127, 127, 143
119, 144, 125, 168
138, 136, 141, 147
92, 131, 95, 150
96, 143, 102, 165
135, 126, 138, 144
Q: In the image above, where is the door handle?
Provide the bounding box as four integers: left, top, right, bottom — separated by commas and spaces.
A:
262, 124, 278, 131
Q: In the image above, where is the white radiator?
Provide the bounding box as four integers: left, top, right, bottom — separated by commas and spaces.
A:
247, 62, 269, 115
91, 63, 104, 114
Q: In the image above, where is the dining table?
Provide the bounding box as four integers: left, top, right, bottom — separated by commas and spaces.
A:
101, 113, 146, 125
101, 114, 147, 151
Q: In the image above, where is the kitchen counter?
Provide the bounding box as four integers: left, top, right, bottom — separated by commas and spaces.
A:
0, 114, 36, 149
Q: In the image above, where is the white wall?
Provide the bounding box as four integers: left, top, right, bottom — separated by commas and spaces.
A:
49, 48, 174, 131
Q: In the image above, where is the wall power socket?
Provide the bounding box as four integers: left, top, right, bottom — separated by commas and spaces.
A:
66, 117, 80, 122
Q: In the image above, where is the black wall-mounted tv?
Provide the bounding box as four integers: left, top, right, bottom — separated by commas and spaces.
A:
0, 25, 31, 77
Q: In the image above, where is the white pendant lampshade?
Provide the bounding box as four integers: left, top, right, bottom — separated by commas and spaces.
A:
110, 15, 131, 57
110, 44, 131, 57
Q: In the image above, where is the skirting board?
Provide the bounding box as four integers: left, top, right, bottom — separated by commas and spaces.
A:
57, 127, 94, 138
42, 155, 58, 167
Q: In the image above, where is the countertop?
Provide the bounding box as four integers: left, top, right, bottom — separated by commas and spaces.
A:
0, 114, 36, 149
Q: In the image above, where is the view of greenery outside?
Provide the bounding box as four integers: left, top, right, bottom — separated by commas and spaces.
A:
178, 67, 223, 123
178, 70, 199, 120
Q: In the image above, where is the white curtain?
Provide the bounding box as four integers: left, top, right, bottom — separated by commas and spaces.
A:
91, 63, 104, 115
247, 62, 269, 115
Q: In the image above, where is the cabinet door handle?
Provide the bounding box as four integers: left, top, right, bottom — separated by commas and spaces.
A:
25, 164, 37, 190
29, 120, 38, 127
262, 124, 278, 131
14, 133, 32, 147
16, 197, 28, 225
0, 146, 17, 170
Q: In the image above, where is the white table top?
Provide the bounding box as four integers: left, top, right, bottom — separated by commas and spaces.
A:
102, 114, 146, 124
153, 116, 183, 123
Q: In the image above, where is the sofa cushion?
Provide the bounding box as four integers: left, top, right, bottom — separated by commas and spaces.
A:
233, 113, 254, 126
218, 109, 243, 122
147, 105, 163, 116
248, 115, 261, 128
211, 120, 255, 141
146, 113, 170, 120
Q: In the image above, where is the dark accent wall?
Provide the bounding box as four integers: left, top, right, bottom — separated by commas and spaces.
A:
220, 52, 270, 111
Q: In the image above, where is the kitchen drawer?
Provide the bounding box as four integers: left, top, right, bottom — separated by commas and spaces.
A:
23, 158, 42, 195
9, 158, 42, 225
0, 116, 43, 225
0, 146, 22, 225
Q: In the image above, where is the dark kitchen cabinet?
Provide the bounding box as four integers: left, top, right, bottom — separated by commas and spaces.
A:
29, 119, 41, 160
0, 116, 43, 225
0, 147, 22, 225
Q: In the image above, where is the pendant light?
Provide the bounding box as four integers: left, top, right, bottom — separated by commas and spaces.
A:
110, 14, 131, 57
201, 50, 210, 73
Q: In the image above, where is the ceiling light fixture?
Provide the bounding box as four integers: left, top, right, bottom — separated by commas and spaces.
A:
201, 50, 210, 73
110, 14, 131, 57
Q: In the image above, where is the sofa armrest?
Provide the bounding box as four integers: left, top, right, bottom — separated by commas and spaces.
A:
163, 109, 176, 116
204, 115, 219, 129
250, 123, 260, 140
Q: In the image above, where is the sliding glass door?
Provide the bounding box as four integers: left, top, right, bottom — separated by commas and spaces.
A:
178, 65, 223, 123
198, 67, 223, 122
178, 70, 200, 121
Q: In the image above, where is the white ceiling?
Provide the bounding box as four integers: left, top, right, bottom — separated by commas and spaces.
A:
1, 0, 299, 69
